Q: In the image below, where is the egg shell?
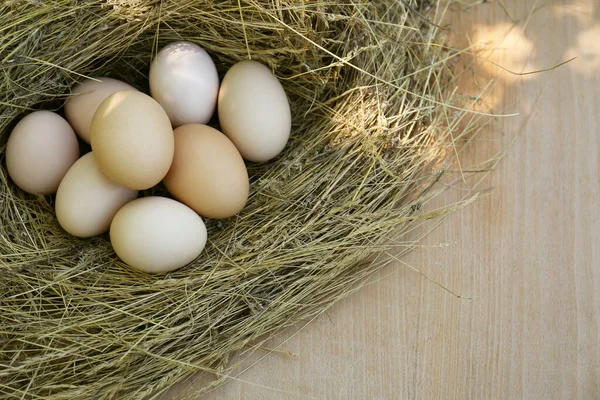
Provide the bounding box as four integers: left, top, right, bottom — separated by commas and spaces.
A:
64, 77, 136, 143
55, 152, 138, 238
6, 111, 79, 194
91, 90, 174, 190
163, 124, 249, 219
149, 41, 219, 127
110, 196, 207, 274
218, 60, 291, 162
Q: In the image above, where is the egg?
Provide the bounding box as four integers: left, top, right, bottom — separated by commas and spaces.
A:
64, 77, 136, 143
6, 111, 79, 194
218, 60, 291, 162
55, 153, 138, 238
149, 41, 219, 127
163, 124, 249, 219
110, 196, 207, 273
91, 90, 174, 190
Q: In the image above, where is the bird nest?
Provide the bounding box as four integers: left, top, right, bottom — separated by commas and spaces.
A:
0, 0, 471, 398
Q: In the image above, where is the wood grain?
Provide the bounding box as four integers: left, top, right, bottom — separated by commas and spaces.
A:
166, 1, 600, 398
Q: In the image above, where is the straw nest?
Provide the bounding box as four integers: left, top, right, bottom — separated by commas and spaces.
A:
0, 0, 473, 398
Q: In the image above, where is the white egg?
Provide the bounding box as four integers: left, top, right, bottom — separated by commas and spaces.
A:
218, 60, 291, 162
149, 41, 219, 127
6, 111, 79, 194
55, 153, 138, 238
110, 197, 207, 274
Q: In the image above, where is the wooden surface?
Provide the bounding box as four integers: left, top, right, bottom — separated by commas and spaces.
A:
168, 1, 600, 398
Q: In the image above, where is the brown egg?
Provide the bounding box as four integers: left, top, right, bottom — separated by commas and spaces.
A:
64, 77, 136, 143
163, 124, 249, 219
90, 90, 174, 190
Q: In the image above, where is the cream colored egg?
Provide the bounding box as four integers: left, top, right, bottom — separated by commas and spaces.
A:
218, 60, 291, 162
149, 41, 219, 127
110, 197, 207, 274
6, 111, 79, 194
55, 153, 138, 238
90, 90, 174, 190
163, 124, 249, 219
64, 77, 136, 143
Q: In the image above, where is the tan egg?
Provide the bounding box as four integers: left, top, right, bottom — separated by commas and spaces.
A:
149, 41, 219, 127
110, 196, 207, 274
91, 90, 174, 190
64, 77, 136, 143
218, 60, 291, 162
163, 124, 249, 219
55, 153, 138, 238
6, 111, 79, 194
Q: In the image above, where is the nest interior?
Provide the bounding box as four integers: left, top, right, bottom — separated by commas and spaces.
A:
0, 0, 469, 398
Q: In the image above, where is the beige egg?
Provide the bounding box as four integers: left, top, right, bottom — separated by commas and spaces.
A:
110, 196, 207, 274
163, 124, 249, 219
64, 77, 136, 143
218, 60, 291, 162
6, 111, 79, 194
55, 152, 138, 238
91, 90, 174, 190
149, 41, 219, 127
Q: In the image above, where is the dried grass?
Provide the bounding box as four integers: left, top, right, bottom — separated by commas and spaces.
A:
0, 0, 484, 398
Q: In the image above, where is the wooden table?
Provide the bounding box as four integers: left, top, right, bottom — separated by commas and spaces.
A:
168, 1, 600, 398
